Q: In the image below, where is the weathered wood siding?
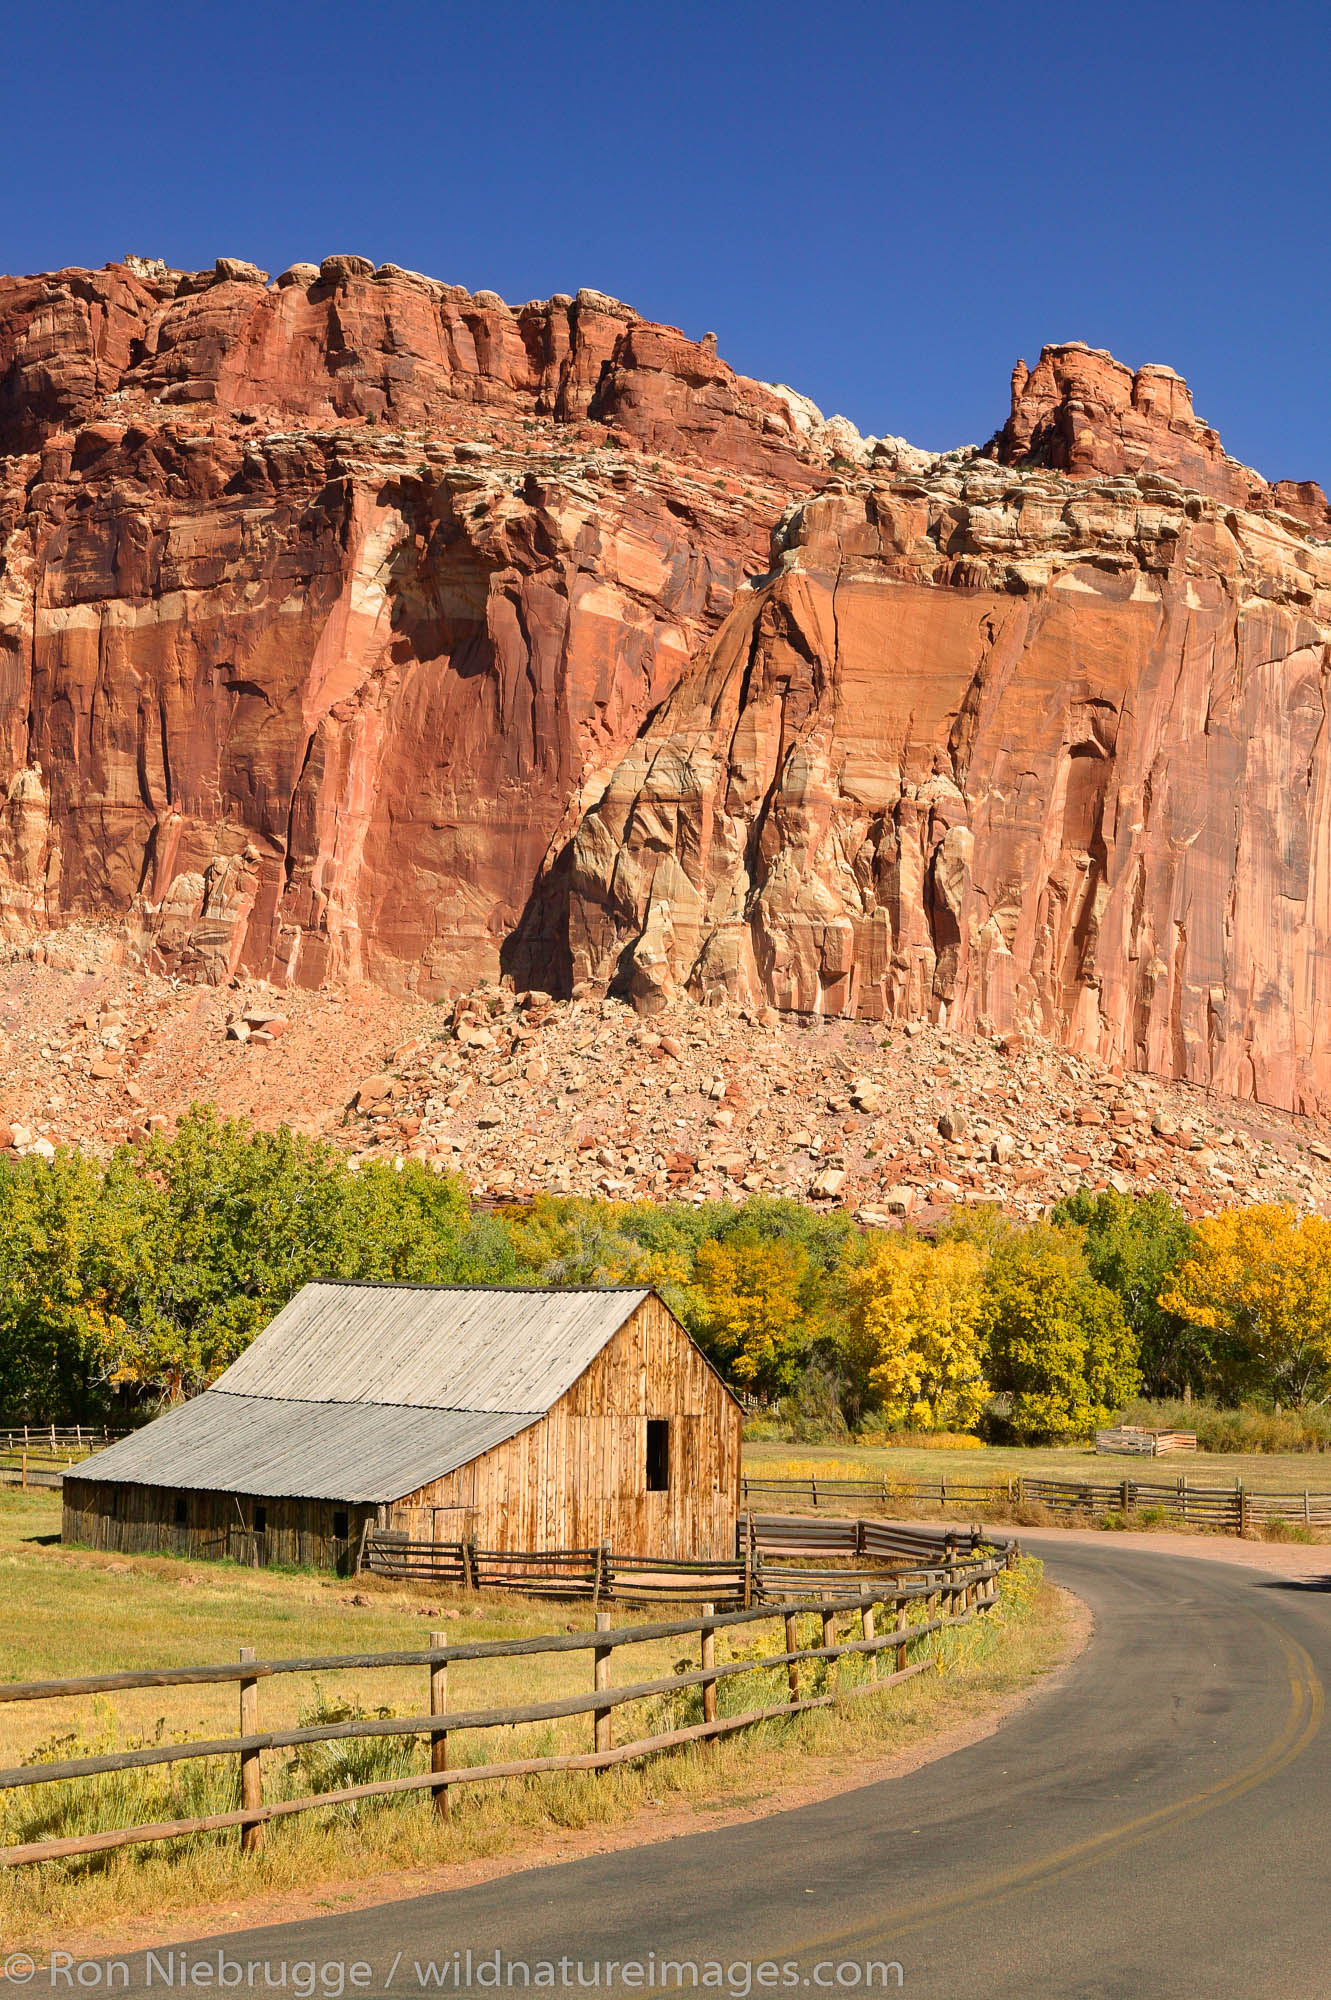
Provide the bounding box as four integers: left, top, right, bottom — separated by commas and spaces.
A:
61, 1478, 373, 1574
62, 1295, 741, 1566
390, 1295, 741, 1557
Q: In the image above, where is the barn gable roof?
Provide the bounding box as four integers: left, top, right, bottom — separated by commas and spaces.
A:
74, 1284, 661, 1504
213, 1282, 655, 1412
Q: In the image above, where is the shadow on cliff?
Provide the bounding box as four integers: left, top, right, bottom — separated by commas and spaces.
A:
500, 838, 576, 997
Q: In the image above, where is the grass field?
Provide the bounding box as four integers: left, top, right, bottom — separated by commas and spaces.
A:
0, 1491, 1064, 1946
741, 1438, 1331, 1493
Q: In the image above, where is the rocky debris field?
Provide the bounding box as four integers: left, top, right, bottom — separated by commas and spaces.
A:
344, 987, 1331, 1221
0, 927, 434, 1160
3, 921, 1324, 1224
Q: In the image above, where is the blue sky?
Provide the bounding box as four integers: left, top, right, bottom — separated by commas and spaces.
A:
7, 0, 1328, 483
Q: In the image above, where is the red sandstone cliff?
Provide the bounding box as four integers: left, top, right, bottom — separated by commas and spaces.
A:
990, 340, 1331, 533
0, 255, 861, 993
2, 262, 1330, 1116
552, 357, 1331, 1116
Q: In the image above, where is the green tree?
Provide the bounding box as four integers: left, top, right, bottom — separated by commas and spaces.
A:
0, 1148, 150, 1421
980, 1225, 1140, 1440
83, 1109, 510, 1404
1053, 1188, 1199, 1396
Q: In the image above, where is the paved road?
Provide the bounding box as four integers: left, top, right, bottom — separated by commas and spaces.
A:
94, 1540, 1331, 1999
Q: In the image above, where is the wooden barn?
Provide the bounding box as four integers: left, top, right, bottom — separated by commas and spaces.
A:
62, 1283, 741, 1571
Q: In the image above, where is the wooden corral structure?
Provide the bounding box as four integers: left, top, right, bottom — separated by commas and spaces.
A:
62, 1284, 741, 1571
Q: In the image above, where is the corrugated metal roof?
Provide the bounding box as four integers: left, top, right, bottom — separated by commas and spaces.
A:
70, 1393, 536, 1503
213, 1283, 653, 1413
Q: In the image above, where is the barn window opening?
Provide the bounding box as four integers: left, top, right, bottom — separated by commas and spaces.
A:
646, 1419, 670, 1491
253, 1505, 267, 1535
173, 1498, 188, 1527
333, 1510, 349, 1540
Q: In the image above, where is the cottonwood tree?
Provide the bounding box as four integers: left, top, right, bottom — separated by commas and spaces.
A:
1159, 1203, 1331, 1408
846, 1235, 989, 1432
980, 1225, 1140, 1440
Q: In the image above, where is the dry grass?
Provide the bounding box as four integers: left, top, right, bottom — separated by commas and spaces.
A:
0, 1494, 1064, 1945
743, 1438, 1331, 1494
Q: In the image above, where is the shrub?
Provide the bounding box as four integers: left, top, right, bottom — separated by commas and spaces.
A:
1116, 1397, 1331, 1454
287, 1690, 421, 1821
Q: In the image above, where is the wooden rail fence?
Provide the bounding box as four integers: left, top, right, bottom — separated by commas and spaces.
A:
362, 1537, 756, 1605
740, 1473, 1331, 1533
0, 1551, 1012, 1868
362, 1521, 1015, 1605
0, 1426, 127, 1489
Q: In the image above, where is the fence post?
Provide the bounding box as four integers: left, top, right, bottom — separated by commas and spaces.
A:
20, 1450, 26, 1493
1120, 1478, 1129, 1516
783, 1610, 800, 1703
592, 1543, 606, 1613
811, 1475, 818, 1509
894, 1598, 908, 1673
239, 1646, 262, 1854
821, 1606, 837, 1686
1306, 1489, 1312, 1530
862, 1600, 877, 1681
1239, 1482, 1250, 1537
594, 1611, 613, 1757
429, 1631, 449, 1820
701, 1602, 718, 1724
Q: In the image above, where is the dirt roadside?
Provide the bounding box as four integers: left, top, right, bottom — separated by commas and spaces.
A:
1013, 1524, 1331, 1575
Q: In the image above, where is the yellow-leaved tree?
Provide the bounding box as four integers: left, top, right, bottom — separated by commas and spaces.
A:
693, 1230, 811, 1397
846, 1236, 989, 1431
1158, 1203, 1331, 1407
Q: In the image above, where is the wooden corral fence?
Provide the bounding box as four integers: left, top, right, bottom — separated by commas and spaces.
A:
741, 1518, 1004, 1597
1095, 1426, 1198, 1457
0, 1551, 1013, 1868
740, 1472, 1331, 1534
361, 1536, 754, 1606
360, 1520, 1013, 1606
0, 1427, 126, 1489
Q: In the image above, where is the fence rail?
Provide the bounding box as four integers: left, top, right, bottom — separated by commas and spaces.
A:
739, 1472, 1331, 1533
362, 1537, 754, 1603
1095, 1427, 1198, 1457
1, 1551, 1012, 1867
0, 1427, 125, 1452
363, 1521, 1015, 1604
0, 1426, 127, 1488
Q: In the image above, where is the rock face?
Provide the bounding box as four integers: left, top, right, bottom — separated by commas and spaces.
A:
991, 341, 1331, 533
2, 261, 1331, 1120
0, 256, 864, 994
554, 457, 1331, 1116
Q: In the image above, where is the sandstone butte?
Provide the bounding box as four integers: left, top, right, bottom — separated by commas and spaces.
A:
1, 253, 1330, 1122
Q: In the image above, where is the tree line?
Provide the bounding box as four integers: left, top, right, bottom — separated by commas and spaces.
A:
1, 1110, 1328, 1443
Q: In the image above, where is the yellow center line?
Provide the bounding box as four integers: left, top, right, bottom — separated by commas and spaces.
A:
778, 1617, 1324, 1962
